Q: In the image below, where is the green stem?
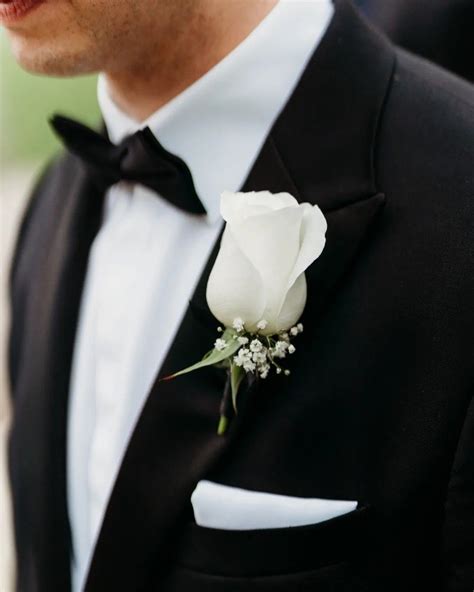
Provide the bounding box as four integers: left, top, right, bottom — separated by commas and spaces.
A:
217, 369, 233, 436
217, 415, 229, 436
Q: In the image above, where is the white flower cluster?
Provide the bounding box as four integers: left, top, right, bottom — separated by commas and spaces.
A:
214, 318, 303, 380
233, 341, 270, 376
214, 338, 228, 351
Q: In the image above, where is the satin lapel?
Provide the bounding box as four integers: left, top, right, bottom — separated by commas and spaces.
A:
306, 193, 386, 322
8, 157, 105, 591
86, 1, 394, 589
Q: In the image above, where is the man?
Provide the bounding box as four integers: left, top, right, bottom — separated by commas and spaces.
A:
4, 0, 474, 590
356, 0, 474, 82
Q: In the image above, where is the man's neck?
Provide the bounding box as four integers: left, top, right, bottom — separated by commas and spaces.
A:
103, 0, 278, 122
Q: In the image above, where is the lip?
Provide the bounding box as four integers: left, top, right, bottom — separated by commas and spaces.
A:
0, 0, 46, 25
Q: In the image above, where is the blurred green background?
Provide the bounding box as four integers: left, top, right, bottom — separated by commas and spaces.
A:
1, 31, 100, 168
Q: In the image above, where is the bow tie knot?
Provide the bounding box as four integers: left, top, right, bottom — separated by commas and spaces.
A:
50, 115, 206, 215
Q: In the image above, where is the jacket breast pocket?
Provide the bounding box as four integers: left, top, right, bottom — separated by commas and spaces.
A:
163, 505, 371, 591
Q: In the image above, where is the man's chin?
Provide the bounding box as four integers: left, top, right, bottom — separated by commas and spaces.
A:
8, 33, 99, 76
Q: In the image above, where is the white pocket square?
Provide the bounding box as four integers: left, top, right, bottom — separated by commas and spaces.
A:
191, 480, 358, 531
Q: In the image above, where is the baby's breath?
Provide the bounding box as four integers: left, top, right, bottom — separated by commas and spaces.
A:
214, 338, 227, 351
223, 322, 303, 380
232, 317, 245, 332
250, 339, 263, 353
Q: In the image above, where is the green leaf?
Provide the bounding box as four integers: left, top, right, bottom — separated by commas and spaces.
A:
230, 362, 246, 413
164, 328, 241, 380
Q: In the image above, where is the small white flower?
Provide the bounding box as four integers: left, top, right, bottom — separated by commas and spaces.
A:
284, 369, 291, 376
243, 360, 256, 372
273, 340, 289, 358
288, 344, 296, 354
252, 351, 267, 365
232, 317, 245, 332
233, 353, 243, 367
237, 336, 249, 346
297, 323, 304, 333
276, 367, 282, 375
217, 326, 223, 333
234, 347, 251, 367
250, 339, 263, 353
280, 332, 289, 342
290, 326, 299, 336
214, 338, 227, 351
256, 319, 268, 331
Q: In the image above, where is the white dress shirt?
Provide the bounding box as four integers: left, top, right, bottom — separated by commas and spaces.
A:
67, 1, 333, 590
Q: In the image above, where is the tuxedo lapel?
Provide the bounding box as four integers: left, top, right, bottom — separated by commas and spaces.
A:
85, 3, 394, 589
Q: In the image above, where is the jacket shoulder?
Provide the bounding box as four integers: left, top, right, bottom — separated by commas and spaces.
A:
9, 152, 76, 290
375, 49, 474, 200
373, 49, 474, 304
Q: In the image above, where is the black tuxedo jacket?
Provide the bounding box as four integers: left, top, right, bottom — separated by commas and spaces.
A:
357, 0, 474, 82
8, 2, 474, 591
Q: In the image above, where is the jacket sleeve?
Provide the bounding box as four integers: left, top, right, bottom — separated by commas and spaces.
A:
8, 161, 55, 397
443, 394, 474, 591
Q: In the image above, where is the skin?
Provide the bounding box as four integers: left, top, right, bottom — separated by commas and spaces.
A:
4, 0, 278, 121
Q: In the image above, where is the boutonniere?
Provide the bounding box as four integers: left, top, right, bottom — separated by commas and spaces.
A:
165, 190, 327, 434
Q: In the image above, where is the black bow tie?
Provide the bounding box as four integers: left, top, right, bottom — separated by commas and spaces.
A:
50, 114, 206, 215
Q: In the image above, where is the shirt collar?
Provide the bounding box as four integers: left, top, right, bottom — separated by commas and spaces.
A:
98, 0, 333, 224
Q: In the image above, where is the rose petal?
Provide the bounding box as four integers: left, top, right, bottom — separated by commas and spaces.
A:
227, 205, 304, 326
221, 190, 299, 224
287, 203, 327, 290
263, 273, 307, 335
206, 226, 266, 328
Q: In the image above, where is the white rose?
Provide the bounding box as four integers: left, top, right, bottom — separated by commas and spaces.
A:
206, 190, 327, 336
